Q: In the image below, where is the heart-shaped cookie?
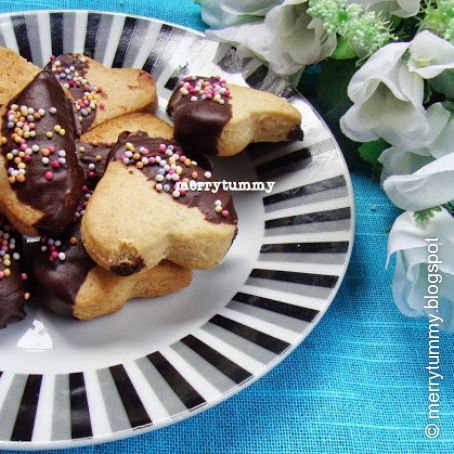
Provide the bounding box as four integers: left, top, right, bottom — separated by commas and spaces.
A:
167, 76, 303, 156
81, 112, 173, 144
33, 219, 191, 320
81, 131, 237, 275
0, 68, 84, 236
47, 54, 157, 133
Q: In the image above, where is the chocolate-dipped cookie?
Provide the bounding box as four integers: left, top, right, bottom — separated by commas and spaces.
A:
47, 54, 157, 133
0, 215, 30, 328
34, 125, 191, 321
81, 131, 237, 275
33, 219, 192, 321
167, 75, 303, 156
0, 69, 84, 237
81, 112, 174, 144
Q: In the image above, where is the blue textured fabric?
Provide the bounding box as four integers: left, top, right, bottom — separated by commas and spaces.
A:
1, 1, 453, 452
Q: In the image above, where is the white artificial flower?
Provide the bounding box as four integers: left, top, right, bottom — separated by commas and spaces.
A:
341, 30, 454, 147
207, 0, 336, 77
387, 209, 454, 331
379, 149, 433, 180
407, 30, 454, 79
340, 41, 426, 146
379, 103, 454, 179
383, 152, 454, 211
351, 0, 421, 18
196, 0, 282, 28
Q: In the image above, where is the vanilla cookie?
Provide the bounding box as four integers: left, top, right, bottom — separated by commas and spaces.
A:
47, 54, 157, 133
0, 216, 30, 328
0, 47, 40, 107
81, 131, 237, 275
0, 69, 83, 237
81, 112, 173, 143
33, 219, 191, 320
166, 76, 303, 156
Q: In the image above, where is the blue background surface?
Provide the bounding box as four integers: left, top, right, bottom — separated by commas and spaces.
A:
1, 0, 453, 452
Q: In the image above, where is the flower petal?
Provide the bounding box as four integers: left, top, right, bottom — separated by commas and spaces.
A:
207, 0, 336, 76
383, 153, 454, 210
340, 103, 382, 143
197, 0, 280, 28
387, 209, 454, 330
431, 110, 454, 158
408, 30, 454, 79
350, 0, 421, 18
347, 42, 410, 103
394, 0, 422, 17
392, 254, 425, 317
379, 147, 433, 181
340, 85, 426, 145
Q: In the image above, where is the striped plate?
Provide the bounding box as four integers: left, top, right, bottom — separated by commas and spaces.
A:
0, 10, 354, 450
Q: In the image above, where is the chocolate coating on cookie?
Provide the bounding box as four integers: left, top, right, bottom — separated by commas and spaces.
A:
166, 76, 232, 156
1, 69, 84, 236
46, 54, 102, 133
109, 131, 237, 225
34, 140, 113, 316
33, 220, 95, 318
0, 217, 29, 328
76, 141, 113, 191
287, 124, 304, 141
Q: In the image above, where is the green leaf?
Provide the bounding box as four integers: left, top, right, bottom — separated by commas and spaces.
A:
358, 139, 388, 166
414, 206, 443, 225
316, 58, 358, 114
424, 80, 433, 104
314, 59, 370, 171
443, 201, 454, 215
389, 15, 402, 29
430, 70, 454, 99
331, 37, 356, 60
441, 101, 454, 114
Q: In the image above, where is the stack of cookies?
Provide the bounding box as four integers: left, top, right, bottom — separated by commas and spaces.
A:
0, 49, 304, 326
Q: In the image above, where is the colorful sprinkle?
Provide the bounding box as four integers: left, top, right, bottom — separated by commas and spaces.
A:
116, 139, 230, 221
2, 101, 72, 184
0, 221, 22, 282
50, 55, 104, 124
179, 76, 231, 105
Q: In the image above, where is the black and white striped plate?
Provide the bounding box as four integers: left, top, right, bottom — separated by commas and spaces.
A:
0, 10, 354, 450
